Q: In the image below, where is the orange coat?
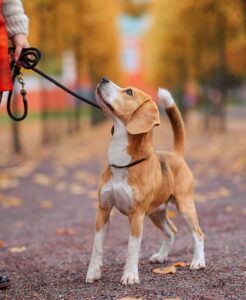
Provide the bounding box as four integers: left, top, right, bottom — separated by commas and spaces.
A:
0, 0, 13, 92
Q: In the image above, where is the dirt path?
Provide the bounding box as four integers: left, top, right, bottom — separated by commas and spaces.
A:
0, 114, 245, 300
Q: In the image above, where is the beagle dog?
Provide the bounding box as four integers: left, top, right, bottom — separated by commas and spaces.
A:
86, 78, 205, 285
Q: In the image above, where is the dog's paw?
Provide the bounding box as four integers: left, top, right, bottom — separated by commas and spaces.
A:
121, 271, 139, 285
149, 253, 167, 264
190, 259, 206, 270
85, 266, 102, 283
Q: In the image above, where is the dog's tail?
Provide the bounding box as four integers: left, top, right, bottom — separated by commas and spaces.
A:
157, 88, 185, 157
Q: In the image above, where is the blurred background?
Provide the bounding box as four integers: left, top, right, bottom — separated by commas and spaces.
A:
0, 2, 245, 298
0, 0, 245, 156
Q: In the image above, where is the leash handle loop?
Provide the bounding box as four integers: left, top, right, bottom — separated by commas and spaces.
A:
6, 47, 101, 121
6, 62, 28, 122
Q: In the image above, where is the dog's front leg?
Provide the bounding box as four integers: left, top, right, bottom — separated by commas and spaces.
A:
86, 206, 111, 283
121, 213, 144, 285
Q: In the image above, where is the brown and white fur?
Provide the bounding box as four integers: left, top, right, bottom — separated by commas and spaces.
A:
86, 78, 205, 285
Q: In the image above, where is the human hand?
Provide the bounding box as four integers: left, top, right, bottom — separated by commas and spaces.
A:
11, 34, 29, 62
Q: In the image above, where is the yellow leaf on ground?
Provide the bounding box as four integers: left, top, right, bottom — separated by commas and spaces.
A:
55, 228, 75, 236
167, 210, 176, 218
0, 195, 23, 208
219, 187, 231, 198
7, 162, 36, 178
33, 174, 52, 186
0, 178, 19, 189
41, 200, 53, 209
174, 261, 187, 267
152, 265, 176, 275
69, 184, 86, 195
0, 240, 5, 249
9, 246, 26, 253
195, 193, 207, 203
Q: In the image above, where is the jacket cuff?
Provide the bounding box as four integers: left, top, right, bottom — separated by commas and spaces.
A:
6, 15, 29, 38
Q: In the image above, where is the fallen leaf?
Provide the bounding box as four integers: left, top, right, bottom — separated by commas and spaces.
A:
55, 228, 75, 236
225, 205, 234, 213
219, 187, 231, 198
33, 174, 52, 186
69, 184, 86, 195
174, 262, 187, 268
0, 240, 5, 249
0, 178, 19, 189
167, 210, 176, 218
242, 208, 246, 215
0, 195, 23, 208
41, 200, 53, 209
152, 265, 176, 275
7, 162, 36, 178
9, 246, 26, 253
195, 193, 207, 203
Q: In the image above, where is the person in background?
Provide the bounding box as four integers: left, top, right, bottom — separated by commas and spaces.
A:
0, 0, 29, 289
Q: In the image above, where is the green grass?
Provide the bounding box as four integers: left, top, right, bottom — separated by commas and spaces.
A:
0, 108, 92, 124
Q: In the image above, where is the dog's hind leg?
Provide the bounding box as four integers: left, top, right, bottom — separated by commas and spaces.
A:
149, 205, 177, 263
86, 206, 111, 283
175, 195, 205, 269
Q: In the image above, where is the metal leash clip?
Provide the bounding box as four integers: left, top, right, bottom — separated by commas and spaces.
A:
17, 71, 27, 101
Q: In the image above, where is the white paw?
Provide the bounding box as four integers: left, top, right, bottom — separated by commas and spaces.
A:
121, 271, 139, 285
86, 265, 102, 283
190, 259, 206, 270
149, 253, 167, 263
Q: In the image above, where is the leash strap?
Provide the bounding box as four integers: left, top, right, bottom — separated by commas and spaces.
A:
7, 60, 28, 121
6, 47, 100, 121
110, 157, 148, 169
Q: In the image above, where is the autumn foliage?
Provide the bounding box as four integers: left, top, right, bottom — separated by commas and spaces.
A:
147, 0, 246, 90
23, 0, 121, 84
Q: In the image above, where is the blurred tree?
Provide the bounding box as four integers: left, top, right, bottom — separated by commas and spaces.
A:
121, 0, 150, 16
147, 0, 246, 131
78, 0, 121, 124
148, 0, 246, 89
23, 0, 121, 127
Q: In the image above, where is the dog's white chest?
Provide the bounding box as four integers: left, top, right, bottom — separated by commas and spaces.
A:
100, 117, 133, 214
101, 169, 133, 214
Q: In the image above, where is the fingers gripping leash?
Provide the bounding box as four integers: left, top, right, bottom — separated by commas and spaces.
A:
6, 47, 100, 122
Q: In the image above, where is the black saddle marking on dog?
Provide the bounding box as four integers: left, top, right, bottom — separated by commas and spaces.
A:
159, 155, 167, 175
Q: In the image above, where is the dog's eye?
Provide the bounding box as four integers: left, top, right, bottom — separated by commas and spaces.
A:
125, 89, 133, 96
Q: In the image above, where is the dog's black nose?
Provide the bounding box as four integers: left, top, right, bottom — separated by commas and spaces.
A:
101, 77, 110, 84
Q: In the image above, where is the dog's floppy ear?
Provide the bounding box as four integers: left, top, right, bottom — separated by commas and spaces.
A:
127, 100, 160, 135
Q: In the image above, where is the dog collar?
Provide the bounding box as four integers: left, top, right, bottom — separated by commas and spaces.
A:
110, 157, 148, 169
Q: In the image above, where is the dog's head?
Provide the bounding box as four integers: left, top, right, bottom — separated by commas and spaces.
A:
96, 77, 160, 135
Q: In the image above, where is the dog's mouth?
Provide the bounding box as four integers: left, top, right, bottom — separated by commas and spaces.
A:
96, 87, 115, 112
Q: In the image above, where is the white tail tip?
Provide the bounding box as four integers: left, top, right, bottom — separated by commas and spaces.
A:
157, 88, 175, 109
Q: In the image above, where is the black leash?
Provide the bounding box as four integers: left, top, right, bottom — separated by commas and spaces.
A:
6, 47, 100, 121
